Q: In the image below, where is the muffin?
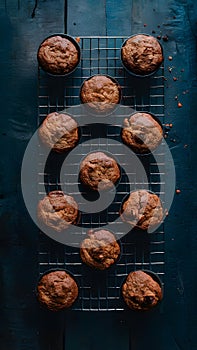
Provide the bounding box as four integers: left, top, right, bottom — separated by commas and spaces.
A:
39, 112, 79, 153
37, 191, 79, 232
122, 270, 163, 311
121, 34, 163, 76
121, 112, 163, 154
80, 229, 120, 270
80, 75, 121, 113
37, 270, 78, 311
79, 152, 121, 191
121, 190, 163, 231
37, 35, 80, 75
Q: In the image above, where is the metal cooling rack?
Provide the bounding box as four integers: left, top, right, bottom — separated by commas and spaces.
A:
37, 36, 165, 311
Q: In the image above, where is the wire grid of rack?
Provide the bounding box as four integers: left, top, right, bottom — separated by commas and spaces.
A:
37, 36, 165, 311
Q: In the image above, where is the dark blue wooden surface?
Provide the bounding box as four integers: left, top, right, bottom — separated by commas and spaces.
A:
0, 0, 196, 349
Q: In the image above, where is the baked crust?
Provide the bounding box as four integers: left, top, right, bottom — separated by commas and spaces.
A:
37, 191, 79, 232
80, 75, 121, 112
121, 190, 163, 230
38, 35, 79, 75
37, 270, 78, 311
80, 230, 120, 270
122, 270, 162, 310
79, 152, 120, 191
121, 112, 163, 154
39, 112, 79, 153
121, 34, 163, 75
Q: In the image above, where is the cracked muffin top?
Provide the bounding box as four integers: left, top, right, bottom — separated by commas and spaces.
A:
79, 152, 121, 191
122, 270, 163, 311
37, 191, 79, 232
121, 34, 163, 76
80, 75, 121, 113
121, 112, 163, 154
39, 112, 79, 153
37, 270, 78, 311
121, 190, 163, 231
80, 229, 120, 270
37, 35, 80, 75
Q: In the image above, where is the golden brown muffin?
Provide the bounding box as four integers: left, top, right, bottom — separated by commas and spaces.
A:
79, 152, 121, 191
80, 229, 120, 270
37, 270, 78, 311
121, 34, 163, 76
121, 190, 163, 231
122, 270, 163, 311
37, 191, 79, 232
37, 35, 80, 75
80, 75, 121, 113
121, 112, 163, 154
39, 112, 79, 153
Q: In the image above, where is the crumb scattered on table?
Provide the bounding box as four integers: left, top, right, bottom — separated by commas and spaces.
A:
162, 35, 168, 42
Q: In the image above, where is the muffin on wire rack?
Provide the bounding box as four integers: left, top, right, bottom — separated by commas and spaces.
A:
80, 74, 121, 114
80, 229, 121, 270
79, 151, 121, 191
120, 190, 164, 231
37, 270, 78, 311
37, 34, 80, 76
121, 34, 164, 77
37, 191, 79, 232
39, 112, 79, 153
121, 111, 163, 155
122, 270, 163, 311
